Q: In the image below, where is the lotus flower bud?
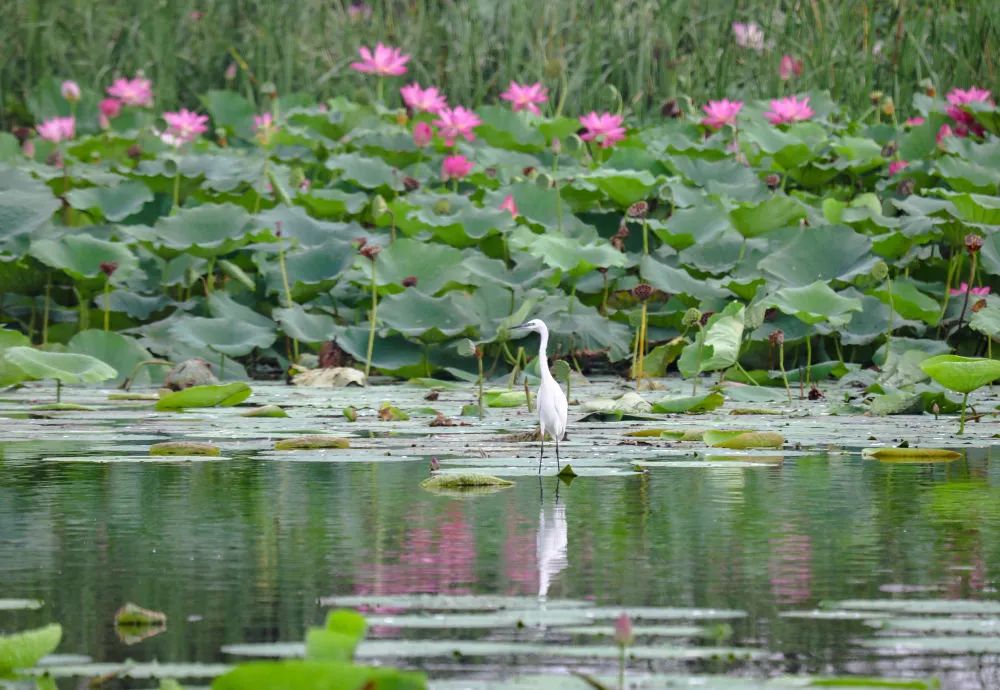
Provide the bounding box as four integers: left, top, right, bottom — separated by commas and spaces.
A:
551, 138, 562, 155
869, 90, 883, 106
360, 244, 381, 261
61, 80, 81, 103
965, 233, 983, 255
371, 194, 389, 218
225, 63, 238, 81
769, 329, 785, 347
631, 283, 653, 301
614, 613, 634, 647
872, 260, 889, 282
881, 97, 895, 117
765, 173, 781, 190
402, 275, 418, 288
808, 384, 824, 400
402, 176, 420, 191
99, 261, 118, 277
627, 200, 649, 218
682, 308, 702, 328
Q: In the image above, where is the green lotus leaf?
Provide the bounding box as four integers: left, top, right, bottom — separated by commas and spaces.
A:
67, 329, 155, 386
213, 660, 426, 690
65, 181, 153, 222
650, 392, 725, 413
741, 121, 824, 168
29, 234, 138, 281
377, 290, 478, 342
0, 188, 60, 245
207, 293, 274, 330
759, 225, 874, 287
969, 296, 1000, 338
650, 204, 731, 250
153, 203, 254, 255
327, 152, 403, 190
703, 430, 784, 449
920, 354, 1000, 394
669, 155, 763, 200
871, 278, 940, 326
259, 238, 354, 298
729, 195, 807, 238
400, 193, 515, 247
364, 237, 467, 294
204, 89, 255, 139
97, 290, 170, 320
766, 281, 863, 326
639, 256, 728, 301
273, 304, 336, 343
2, 346, 116, 384
255, 205, 362, 248
474, 105, 545, 151
678, 302, 745, 377
170, 316, 276, 357
935, 157, 1000, 194
943, 192, 1000, 225
582, 168, 659, 206
0, 328, 30, 350
299, 189, 369, 217
0, 623, 62, 673
155, 382, 252, 410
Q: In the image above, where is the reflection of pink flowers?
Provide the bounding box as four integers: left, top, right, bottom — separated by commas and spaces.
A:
161, 109, 209, 146
433, 106, 481, 146
764, 95, 814, 125
732, 21, 765, 51
579, 111, 626, 148
441, 154, 474, 181
888, 160, 908, 175
412, 121, 434, 147
107, 76, 153, 107
350, 43, 410, 76
700, 99, 743, 129
500, 194, 519, 217
768, 532, 813, 604
400, 83, 447, 114
500, 81, 548, 115
37, 116, 76, 143
779, 55, 803, 81
950, 283, 990, 297
904, 116, 925, 127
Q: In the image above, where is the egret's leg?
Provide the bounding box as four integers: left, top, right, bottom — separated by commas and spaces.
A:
555, 437, 561, 471
538, 434, 544, 474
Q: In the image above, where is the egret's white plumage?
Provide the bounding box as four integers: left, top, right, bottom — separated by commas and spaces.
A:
512, 318, 568, 472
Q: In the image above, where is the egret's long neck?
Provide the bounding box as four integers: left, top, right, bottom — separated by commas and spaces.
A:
537, 324, 553, 381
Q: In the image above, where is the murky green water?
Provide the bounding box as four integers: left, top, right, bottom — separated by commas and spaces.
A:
1, 381, 1000, 689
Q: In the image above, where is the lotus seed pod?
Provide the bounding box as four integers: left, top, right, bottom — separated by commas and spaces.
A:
872, 260, 889, 282
626, 200, 649, 218
631, 283, 653, 301
965, 233, 983, 255
769, 329, 785, 347
359, 244, 381, 261
682, 308, 702, 328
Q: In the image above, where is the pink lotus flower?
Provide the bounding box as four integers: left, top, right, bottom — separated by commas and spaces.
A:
936, 123, 954, 146
100, 98, 122, 119
253, 112, 274, 132
161, 108, 209, 146
433, 106, 481, 146
614, 613, 634, 646
441, 154, 474, 181
945, 86, 992, 137
904, 116, 925, 127
732, 21, 765, 51
764, 95, 814, 125
107, 76, 153, 107
500, 81, 548, 115
350, 43, 409, 76
36, 116, 75, 143
500, 194, 518, 217
400, 83, 447, 114
413, 121, 434, 147
579, 111, 626, 148
224, 63, 238, 80
779, 55, 803, 81
61, 80, 81, 102
950, 282, 990, 297
701, 99, 743, 129
888, 160, 908, 175
947, 86, 994, 107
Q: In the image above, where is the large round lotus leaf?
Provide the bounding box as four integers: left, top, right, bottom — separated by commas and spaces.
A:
366, 237, 467, 294
944, 192, 1000, 225
759, 225, 874, 287
67, 329, 154, 386
741, 120, 824, 168
155, 382, 252, 410
668, 155, 763, 201
639, 256, 728, 301
300, 189, 368, 217
511, 227, 626, 276
920, 354, 1000, 394
29, 234, 138, 280
582, 168, 659, 207
326, 153, 403, 190
207, 293, 274, 330
204, 89, 255, 139
404, 194, 515, 246
872, 277, 940, 326
0, 189, 61, 245
273, 305, 336, 343
264, 239, 354, 293
170, 316, 276, 357
254, 205, 362, 248
3, 347, 116, 384
65, 181, 154, 222
729, 195, 807, 238
766, 281, 863, 326
474, 105, 546, 151
969, 296, 1000, 338
153, 203, 253, 255
0, 328, 30, 349
377, 290, 478, 342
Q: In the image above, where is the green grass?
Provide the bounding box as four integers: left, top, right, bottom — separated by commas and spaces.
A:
1, 0, 998, 127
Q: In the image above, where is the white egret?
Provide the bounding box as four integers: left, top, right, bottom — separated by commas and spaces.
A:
511, 319, 568, 473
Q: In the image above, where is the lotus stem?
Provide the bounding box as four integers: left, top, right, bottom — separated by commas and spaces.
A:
805, 336, 812, 387
56, 379, 62, 404
885, 275, 894, 350
477, 352, 484, 420
524, 377, 533, 413
121, 359, 173, 390
635, 301, 648, 390
171, 173, 181, 214
778, 342, 792, 403
641, 218, 649, 255
376, 77, 384, 104
219, 352, 225, 379
692, 323, 704, 395
254, 160, 270, 214
955, 252, 978, 334
103, 278, 111, 331
42, 274, 51, 346
365, 260, 378, 380
939, 253, 958, 323
277, 235, 300, 363
960, 391, 969, 434
553, 156, 563, 233
618, 646, 626, 690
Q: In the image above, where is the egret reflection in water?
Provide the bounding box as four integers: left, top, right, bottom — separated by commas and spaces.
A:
536, 483, 568, 600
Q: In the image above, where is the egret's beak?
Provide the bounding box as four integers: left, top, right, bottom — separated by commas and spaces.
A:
511, 322, 531, 330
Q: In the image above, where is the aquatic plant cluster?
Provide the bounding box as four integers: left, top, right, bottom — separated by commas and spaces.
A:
0, 48, 999, 401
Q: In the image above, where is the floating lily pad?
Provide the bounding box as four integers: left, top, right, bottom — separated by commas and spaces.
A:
0, 599, 43, 611
115, 602, 167, 627
420, 473, 514, 489
155, 383, 252, 410
862, 447, 962, 461
241, 405, 288, 418
274, 435, 350, 450
149, 441, 221, 456
703, 430, 784, 449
